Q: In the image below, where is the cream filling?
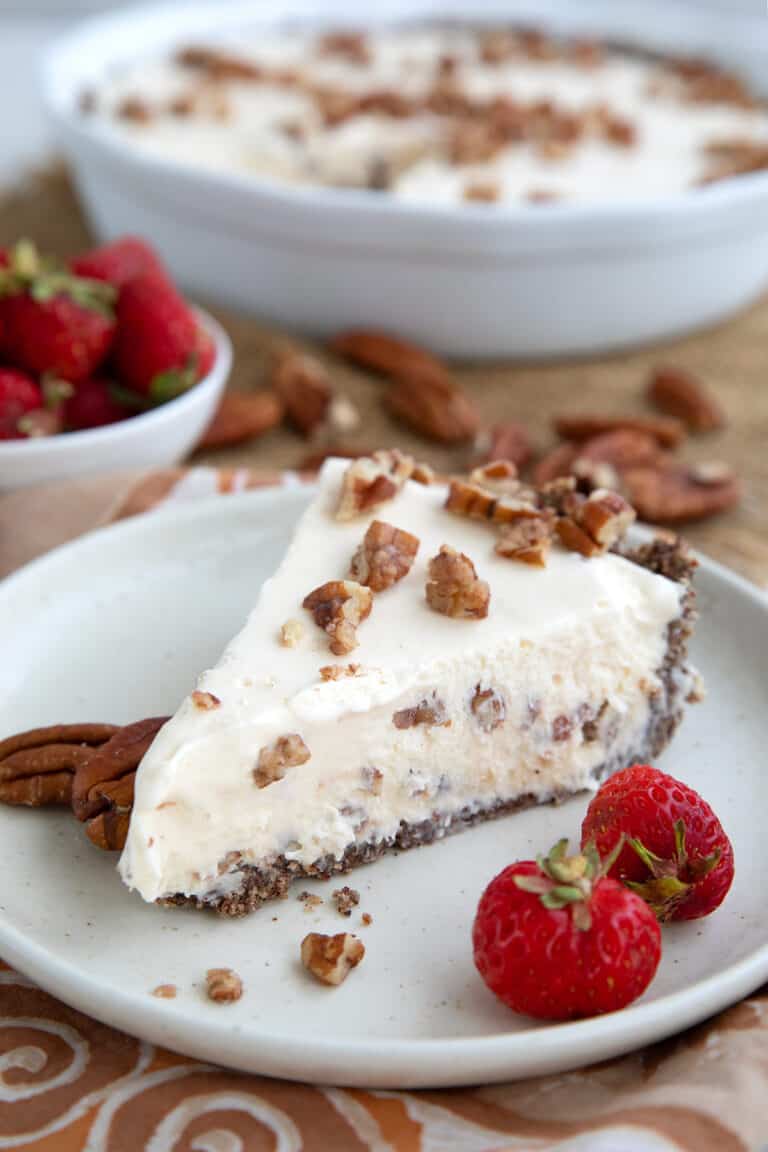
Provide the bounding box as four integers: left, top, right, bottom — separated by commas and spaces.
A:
95, 28, 768, 204
119, 460, 687, 903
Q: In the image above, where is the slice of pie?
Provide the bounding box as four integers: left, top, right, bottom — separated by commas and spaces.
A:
119, 453, 699, 914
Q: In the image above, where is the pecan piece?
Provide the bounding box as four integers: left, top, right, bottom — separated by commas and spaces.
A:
330, 329, 448, 388
387, 375, 480, 444
647, 367, 725, 432
303, 580, 373, 654
279, 619, 305, 648
576, 429, 661, 470
621, 462, 740, 523
425, 546, 490, 620
301, 932, 365, 986
471, 685, 506, 732
332, 886, 360, 917
495, 515, 554, 566
448, 119, 503, 165
447, 479, 539, 523
0, 723, 119, 808
272, 349, 333, 438
199, 391, 283, 449
556, 489, 636, 556
254, 734, 310, 788
463, 180, 501, 203
317, 31, 371, 65
191, 691, 220, 710
553, 414, 686, 449
336, 450, 413, 521
205, 968, 243, 1003
393, 692, 449, 729
319, 663, 361, 681
349, 520, 419, 592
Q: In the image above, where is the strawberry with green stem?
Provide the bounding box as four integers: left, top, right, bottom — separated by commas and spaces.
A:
472, 838, 661, 1020
581, 764, 734, 922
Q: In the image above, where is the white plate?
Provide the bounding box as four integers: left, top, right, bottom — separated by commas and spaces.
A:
43, 0, 768, 358
0, 488, 766, 1089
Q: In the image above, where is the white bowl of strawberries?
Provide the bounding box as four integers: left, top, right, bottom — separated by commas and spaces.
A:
0, 237, 231, 490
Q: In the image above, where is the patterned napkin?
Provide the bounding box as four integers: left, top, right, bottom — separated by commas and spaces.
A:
1, 467, 766, 1152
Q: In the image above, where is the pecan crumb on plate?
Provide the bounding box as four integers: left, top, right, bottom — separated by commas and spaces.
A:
298, 890, 323, 910
332, 885, 360, 917
152, 983, 177, 999
301, 932, 365, 986
205, 968, 243, 1003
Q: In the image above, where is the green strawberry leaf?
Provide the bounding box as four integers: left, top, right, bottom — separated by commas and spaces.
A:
149, 364, 197, 405
108, 383, 152, 412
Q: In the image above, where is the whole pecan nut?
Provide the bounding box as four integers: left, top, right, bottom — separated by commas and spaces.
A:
330, 329, 448, 387
647, 367, 725, 432
621, 462, 740, 523
553, 413, 686, 449
0, 723, 119, 807
272, 348, 333, 438
387, 375, 480, 444
198, 390, 284, 449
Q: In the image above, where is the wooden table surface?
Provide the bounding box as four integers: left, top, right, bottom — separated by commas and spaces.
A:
2, 165, 767, 588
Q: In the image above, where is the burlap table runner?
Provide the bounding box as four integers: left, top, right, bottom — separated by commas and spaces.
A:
1, 167, 767, 1151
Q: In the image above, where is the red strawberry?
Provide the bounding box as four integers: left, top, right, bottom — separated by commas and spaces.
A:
112, 272, 200, 400
195, 324, 216, 380
0, 241, 116, 384
72, 236, 167, 288
581, 765, 734, 922
63, 377, 131, 431
0, 368, 43, 439
472, 839, 661, 1020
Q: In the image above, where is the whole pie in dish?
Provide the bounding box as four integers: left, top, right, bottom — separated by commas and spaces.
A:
119, 454, 700, 914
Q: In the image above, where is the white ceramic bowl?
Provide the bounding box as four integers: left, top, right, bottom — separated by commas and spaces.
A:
0, 309, 231, 490
43, 0, 768, 359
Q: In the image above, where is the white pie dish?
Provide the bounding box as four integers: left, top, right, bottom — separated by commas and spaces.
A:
0, 308, 231, 491
42, 0, 768, 359
0, 486, 766, 1089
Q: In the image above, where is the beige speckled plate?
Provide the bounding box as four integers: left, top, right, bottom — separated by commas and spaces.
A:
0, 488, 766, 1088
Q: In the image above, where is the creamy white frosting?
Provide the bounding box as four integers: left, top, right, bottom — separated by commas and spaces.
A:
95, 27, 768, 205
120, 460, 689, 903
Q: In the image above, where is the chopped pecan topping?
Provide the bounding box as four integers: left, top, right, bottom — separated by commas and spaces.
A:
279, 619, 305, 648
556, 488, 636, 556
176, 45, 262, 81
332, 886, 360, 917
700, 137, 768, 183
301, 932, 365, 986
393, 692, 449, 730
448, 119, 503, 165
254, 734, 311, 788
552, 715, 573, 742
361, 912, 373, 926
425, 546, 490, 620
411, 461, 435, 485
647, 366, 725, 432
335, 450, 414, 521
116, 96, 153, 123
272, 348, 332, 438
303, 580, 373, 654
320, 663, 361, 681
446, 479, 539, 524
0, 723, 119, 808
191, 690, 220, 711
361, 765, 383, 794
495, 515, 554, 566
205, 968, 243, 1003
464, 180, 501, 203
471, 685, 507, 732
349, 520, 420, 592
538, 475, 583, 517
553, 413, 686, 449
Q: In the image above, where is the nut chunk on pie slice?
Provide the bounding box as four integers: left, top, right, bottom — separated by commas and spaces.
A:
120, 455, 699, 915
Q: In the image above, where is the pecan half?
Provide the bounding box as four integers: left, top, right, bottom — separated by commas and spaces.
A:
556, 489, 636, 556
72, 717, 169, 850
387, 375, 480, 444
471, 685, 506, 732
336, 450, 413, 520
495, 514, 554, 566
330, 329, 448, 388
0, 723, 119, 807
553, 414, 686, 449
349, 520, 419, 592
199, 391, 284, 450
303, 580, 373, 654
481, 422, 533, 471
425, 546, 490, 620
393, 692, 449, 729
621, 462, 740, 523
272, 349, 333, 438
254, 734, 310, 788
301, 932, 365, 986
647, 367, 725, 432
